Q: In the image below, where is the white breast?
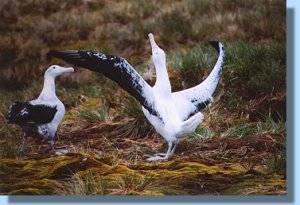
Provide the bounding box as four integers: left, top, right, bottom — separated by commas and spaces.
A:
142, 94, 183, 141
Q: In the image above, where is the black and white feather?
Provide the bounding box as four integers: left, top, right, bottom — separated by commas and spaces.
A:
48, 34, 225, 161
48, 50, 159, 118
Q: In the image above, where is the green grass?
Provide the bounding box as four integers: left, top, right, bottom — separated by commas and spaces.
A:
171, 44, 216, 87
78, 107, 109, 123
169, 41, 285, 95
224, 42, 285, 96
222, 115, 285, 138
188, 126, 215, 143
266, 152, 286, 174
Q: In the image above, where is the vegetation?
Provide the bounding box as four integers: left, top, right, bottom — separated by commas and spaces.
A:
0, 0, 286, 195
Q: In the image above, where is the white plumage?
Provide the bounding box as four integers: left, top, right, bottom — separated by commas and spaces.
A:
142, 34, 225, 161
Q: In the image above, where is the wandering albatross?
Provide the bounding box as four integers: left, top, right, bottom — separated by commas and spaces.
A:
6, 65, 74, 151
48, 33, 225, 161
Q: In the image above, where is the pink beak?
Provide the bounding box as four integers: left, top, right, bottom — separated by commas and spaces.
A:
148, 33, 159, 50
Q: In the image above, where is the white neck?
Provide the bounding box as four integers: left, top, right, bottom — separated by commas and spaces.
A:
154, 60, 172, 94
38, 75, 57, 100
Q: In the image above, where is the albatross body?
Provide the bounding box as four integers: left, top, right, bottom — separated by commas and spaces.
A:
6, 65, 74, 150
48, 34, 225, 161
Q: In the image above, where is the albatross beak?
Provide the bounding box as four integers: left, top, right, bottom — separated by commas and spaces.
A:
62, 67, 75, 74
148, 33, 159, 50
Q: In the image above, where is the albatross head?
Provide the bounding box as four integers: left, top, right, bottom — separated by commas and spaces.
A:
148, 33, 166, 68
45, 65, 74, 78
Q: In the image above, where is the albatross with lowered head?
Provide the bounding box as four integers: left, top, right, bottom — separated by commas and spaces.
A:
6, 65, 74, 151
48, 34, 225, 161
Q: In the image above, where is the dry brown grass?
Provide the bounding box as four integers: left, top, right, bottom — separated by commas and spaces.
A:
0, 0, 286, 195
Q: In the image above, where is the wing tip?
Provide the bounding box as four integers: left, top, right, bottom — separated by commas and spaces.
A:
47, 50, 79, 59
47, 50, 62, 59
209, 41, 224, 54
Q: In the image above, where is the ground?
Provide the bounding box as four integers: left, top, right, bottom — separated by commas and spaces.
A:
0, 0, 286, 195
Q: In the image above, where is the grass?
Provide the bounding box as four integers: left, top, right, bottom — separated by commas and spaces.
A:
223, 42, 285, 96
170, 44, 217, 88
222, 115, 285, 139
158, 8, 193, 45
0, 124, 26, 158
0, 0, 286, 195
117, 96, 155, 139
188, 126, 215, 143
169, 41, 285, 96
0, 0, 285, 84
266, 152, 286, 175
59, 171, 156, 195
59, 171, 108, 195
78, 107, 110, 123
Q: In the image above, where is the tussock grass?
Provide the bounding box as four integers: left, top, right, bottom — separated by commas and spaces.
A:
224, 42, 285, 96
117, 96, 156, 139
59, 171, 108, 195
78, 106, 110, 123
171, 44, 216, 88
59, 171, 156, 195
222, 115, 285, 139
188, 126, 215, 142
266, 152, 286, 175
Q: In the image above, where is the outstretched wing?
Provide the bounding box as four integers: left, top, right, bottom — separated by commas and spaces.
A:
7, 102, 57, 125
172, 41, 225, 120
48, 50, 159, 117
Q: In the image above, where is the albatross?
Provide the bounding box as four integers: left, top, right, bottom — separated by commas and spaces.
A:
48, 33, 225, 161
6, 65, 74, 151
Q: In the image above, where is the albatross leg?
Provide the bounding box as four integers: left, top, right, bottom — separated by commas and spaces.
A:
20, 133, 27, 152
154, 140, 179, 157
170, 140, 179, 155
153, 153, 167, 156
147, 141, 173, 161
49, 140, 55, 152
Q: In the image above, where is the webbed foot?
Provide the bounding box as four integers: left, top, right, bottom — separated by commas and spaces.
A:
147, 155, 169, 161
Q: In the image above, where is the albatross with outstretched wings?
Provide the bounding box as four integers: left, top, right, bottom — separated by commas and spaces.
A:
48, 33, 225, 161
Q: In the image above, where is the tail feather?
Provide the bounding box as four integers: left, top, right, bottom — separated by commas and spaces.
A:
178, 112, 203, 137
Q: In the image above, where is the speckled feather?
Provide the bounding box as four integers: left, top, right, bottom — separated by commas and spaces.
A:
48, 50, 159, 117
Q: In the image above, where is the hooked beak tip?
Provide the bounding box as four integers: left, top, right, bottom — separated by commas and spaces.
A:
64, 67, 75, 73
148, 33, 154, 39
148, 33, 157, 49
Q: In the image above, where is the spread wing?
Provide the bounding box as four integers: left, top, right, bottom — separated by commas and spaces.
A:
48, 50, 159, 117
172, 41, 225, 120
7, 102, 57, 125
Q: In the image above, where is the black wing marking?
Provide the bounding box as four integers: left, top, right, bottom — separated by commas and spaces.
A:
184, 98, 212, 120
7, 102, 57, 125
48, 50, 160, 118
